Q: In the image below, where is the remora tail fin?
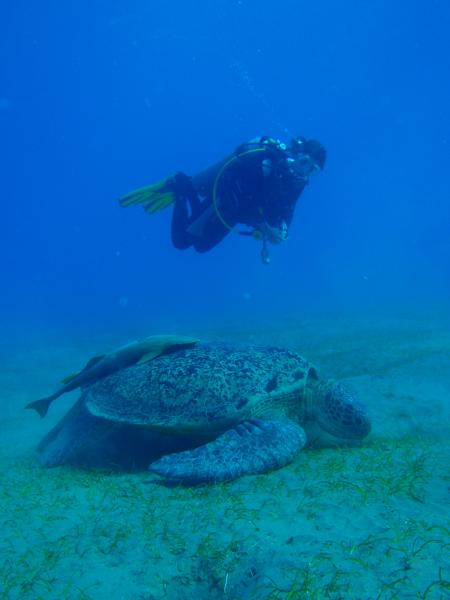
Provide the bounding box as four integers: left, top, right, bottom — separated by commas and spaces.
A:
26, 393, 59, 418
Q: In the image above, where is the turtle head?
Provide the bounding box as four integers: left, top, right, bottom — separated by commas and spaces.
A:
315, 381, 371, 440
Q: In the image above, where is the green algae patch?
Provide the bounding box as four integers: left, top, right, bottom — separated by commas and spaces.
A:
0, 431, 448, 599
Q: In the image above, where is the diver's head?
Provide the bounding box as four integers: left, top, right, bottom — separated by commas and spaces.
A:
289, 137, 327, 178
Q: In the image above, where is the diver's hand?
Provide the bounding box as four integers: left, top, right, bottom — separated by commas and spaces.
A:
258, 221, 288, 244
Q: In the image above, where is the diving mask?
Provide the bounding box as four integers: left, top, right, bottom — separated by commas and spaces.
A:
287, 153, 320, 180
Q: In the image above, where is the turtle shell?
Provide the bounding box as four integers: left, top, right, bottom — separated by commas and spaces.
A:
84, 343, 316, 431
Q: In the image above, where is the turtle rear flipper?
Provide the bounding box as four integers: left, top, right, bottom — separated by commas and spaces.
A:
149, 419, 306, 485
38, 398, 114, 467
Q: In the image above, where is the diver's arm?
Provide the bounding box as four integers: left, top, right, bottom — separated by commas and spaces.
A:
257, 220, 289, 244
258, 181, 307, 243
265, 166, 307, 229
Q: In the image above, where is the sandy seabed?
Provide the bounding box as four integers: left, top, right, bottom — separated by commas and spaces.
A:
0, 314, 449, 600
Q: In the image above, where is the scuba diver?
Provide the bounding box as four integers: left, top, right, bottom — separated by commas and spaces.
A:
119, 136, 326, 264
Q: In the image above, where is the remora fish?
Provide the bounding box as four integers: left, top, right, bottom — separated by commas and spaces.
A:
26, 334, 198, 418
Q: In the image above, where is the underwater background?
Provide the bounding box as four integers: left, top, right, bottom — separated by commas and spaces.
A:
1, 1, 449, 599
2, 0, 449, 332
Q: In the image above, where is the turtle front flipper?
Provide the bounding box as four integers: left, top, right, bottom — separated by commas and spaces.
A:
149, 419, 306, 485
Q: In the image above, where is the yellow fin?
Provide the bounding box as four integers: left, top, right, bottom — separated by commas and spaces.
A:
119, 177, 173, 207
146, 192, 175, 213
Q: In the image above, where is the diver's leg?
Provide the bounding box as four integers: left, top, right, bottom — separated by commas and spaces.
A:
193, 212, 235, 252
171, 197, 195, 249
171, 173, 201, 249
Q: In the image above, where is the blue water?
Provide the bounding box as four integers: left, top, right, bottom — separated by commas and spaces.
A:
2, 0, 449, 334
2, 4, 450, 598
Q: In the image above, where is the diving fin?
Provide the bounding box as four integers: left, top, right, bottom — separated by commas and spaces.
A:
143, 192, 175, 213
119, 177, 176, 213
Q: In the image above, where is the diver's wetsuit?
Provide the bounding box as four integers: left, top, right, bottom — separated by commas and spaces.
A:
171, 138, 308, 253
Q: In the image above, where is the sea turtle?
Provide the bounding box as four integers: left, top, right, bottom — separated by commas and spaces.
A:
38, 341, 371, 484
